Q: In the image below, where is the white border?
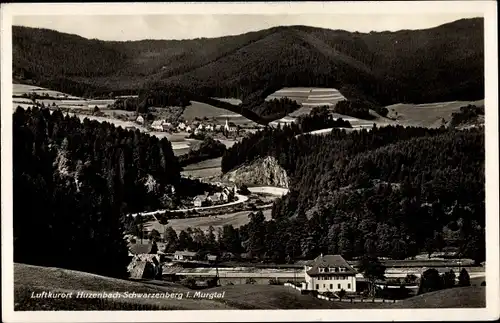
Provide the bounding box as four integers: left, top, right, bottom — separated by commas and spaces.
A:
1, 2, 498, 322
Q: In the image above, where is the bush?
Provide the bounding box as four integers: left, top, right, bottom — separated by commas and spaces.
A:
268, 278, 280, 285
245, 278, 256, 285
180, 277, 197, 289
238, 184, 251, 195
480, 281, 486, 286
337, 289, 347, 300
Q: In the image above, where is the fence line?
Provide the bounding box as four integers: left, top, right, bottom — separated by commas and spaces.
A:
284, 283, 400, 303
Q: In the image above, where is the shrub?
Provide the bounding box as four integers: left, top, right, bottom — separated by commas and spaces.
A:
480, 281, 486, 286
337, 289, 347, 300
245, 278, 256, 285
180, 277, 197, 289
268, 278, 279, 285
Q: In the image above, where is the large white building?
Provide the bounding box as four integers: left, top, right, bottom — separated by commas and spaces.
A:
303, 254, 357, 293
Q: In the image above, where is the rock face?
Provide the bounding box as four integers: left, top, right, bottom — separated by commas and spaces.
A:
222, 156, 289, 188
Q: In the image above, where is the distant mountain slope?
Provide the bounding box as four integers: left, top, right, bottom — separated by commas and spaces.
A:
13, 18, 484, 116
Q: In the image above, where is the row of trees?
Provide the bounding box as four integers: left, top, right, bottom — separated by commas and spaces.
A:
419, 268, 472, 294
296, 106, 352, 132
450, 104, 484, 128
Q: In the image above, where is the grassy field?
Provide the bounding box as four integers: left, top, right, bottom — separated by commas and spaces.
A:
183, 157, 223, 171
146, 208, 273, 233
14, 263, 232, 310
386, 287, 486, 308
182, 101, 258, 127
181, 157, 223, 179
386, 100, 485, 128
13, 83, 82, 100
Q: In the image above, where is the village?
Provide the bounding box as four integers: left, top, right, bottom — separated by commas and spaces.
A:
134, 114, 241, 138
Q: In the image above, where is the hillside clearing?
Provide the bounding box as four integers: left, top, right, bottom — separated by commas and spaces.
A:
181, 157, 223, 179
386, 100, 485, 128
182, 101, 257, 126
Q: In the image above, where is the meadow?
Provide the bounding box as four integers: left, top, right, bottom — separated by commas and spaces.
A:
385, 100, 485, 128
181, 157, 223, 179
150, 208, 273, 234
182, 100, 258, 127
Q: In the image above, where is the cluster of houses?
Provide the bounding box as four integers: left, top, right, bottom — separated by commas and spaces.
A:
192, 185, 238, 207
136, 116, 238, 135
127, 243, 360, 294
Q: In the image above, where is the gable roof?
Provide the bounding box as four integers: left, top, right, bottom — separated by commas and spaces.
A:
305, 254, 357, 276
151, 120, 163, 126
193, 195, 206, 202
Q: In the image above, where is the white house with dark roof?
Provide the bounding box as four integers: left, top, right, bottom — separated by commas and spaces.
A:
303, 254, 357, 293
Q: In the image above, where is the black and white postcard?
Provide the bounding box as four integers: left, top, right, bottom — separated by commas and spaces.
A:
1, 1, 498, 322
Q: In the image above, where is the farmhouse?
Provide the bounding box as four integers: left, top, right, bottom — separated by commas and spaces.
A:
206, 254, 218, 263
177, 122, 186, 131
302, 254, 357, 293
136, 115, 144, 124
174, 250, 198, 261
208, 192, 227, 204
162, 122, 173, 131
193, 195, 208, 207
151, 120, 164, 131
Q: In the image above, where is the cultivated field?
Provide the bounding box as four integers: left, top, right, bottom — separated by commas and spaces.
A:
266, 87, 346, 114
182, 100, 257, 127
386, 100, 485, 128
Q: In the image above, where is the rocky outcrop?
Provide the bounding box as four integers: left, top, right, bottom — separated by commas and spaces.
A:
222, 156, 289, 188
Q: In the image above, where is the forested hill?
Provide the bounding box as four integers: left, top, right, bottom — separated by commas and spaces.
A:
222, 126, 485, 263
12, 106, 211, 277
14, 17, 483, 113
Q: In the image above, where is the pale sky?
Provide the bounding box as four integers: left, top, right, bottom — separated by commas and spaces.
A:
13, 13, 482, 41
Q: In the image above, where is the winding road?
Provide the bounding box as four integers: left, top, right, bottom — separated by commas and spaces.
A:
130, 193, 250, 217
